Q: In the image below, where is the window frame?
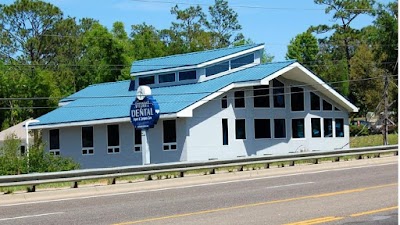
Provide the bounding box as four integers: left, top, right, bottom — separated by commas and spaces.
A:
292, 118, 305, 139
323, 118, 333, 138
222, 118, 229, 145
159, 73, 176, 83
291, 87, 304, 111
311, 118, 322, 138
81, 126, 94, 155
235, 119, 246, 140
273, 79, 285, 108
335, 118, 345, 137
221, 95, 228, 109
231, 53, 254, 69
310, 92, 321, 111
253, 86, 270, 108
323, 100, 333, 111
107, 124, 120, 154
178, 70, 197, 81
134, 128, 142, 152
206, 61, 230, 77
274, 119, 286, 139
254, 119, 271, 139
49, 129, 60, 155
163, 120, 177, 151
234, 90, 245, 108
138, 76, 155, 86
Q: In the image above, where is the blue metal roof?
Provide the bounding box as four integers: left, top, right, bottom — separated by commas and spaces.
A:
130, 43, 264, 74
34, 61, 295, 127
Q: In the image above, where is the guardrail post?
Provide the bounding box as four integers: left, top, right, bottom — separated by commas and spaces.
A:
395, 151, 398, 156
27, 185, 36, 192
145, 175, 152, 181
109, 178, 116, 185
179, 171, 184, 178
333, 157, 340, 162
264, 163, 269, 169
314, 159, 319, 164
289, 161, 295, 166
357, 155, 363, 160
210, 168, 216, 174
72, 181, 78, 188
238, 166, 244, 171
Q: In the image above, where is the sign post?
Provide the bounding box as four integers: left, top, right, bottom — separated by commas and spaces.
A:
130, 86, 160, 165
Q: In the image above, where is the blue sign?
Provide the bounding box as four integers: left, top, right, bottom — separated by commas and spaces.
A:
130, 96, 160, 129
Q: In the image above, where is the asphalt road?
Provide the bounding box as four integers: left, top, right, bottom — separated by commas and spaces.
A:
0, 157, 398, 225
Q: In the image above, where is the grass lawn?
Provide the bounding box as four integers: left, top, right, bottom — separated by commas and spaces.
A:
350, 134, 398, 148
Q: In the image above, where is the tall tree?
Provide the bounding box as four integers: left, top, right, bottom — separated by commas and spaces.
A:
286, 31, 319, 71
206, 0, 243, 48
130, 23, 166, 60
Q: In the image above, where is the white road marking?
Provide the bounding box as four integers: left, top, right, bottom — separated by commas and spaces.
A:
0, 212, 64, 221
0, 162, 396, 207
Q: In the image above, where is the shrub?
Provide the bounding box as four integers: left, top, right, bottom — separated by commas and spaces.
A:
350, 125, 370, 136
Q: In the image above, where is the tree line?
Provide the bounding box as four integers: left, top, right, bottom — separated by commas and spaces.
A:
0, 0, 398, 130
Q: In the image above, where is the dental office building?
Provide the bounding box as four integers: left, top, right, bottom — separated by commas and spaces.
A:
31, 44, 358, 169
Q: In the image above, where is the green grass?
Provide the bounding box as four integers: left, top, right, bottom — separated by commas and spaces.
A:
350, 134, 398, 148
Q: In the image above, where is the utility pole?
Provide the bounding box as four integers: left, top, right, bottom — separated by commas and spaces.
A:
383, 73, 389, 145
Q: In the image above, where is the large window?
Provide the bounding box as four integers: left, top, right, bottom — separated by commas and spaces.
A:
234, 91, 245, 108
49, 129, 60, 155
221, 95, 228, 108
235, 119, 246, 139
292, 119, 305, 138
107, 125, 120, 154
291, 87, 304, 111
310, 92, 320, 110
179, 70, 196, 81
206, 61, 229, 77
82, 126, 94, 155
231, 54, 254, 69
222, 119, 228, 145
134, 129, 142, 152
311, 118, 321, 138
163, 120, 177, 150
139, 76, 155, 85
323, 100, 333, 111
324, 118, 333, 137
159, 73, 175, 83
254, 119, 271, 139
274, 119, 286, 138
273, 80, 285, 108
253, 86, 269, 108
335, 119, 344, 137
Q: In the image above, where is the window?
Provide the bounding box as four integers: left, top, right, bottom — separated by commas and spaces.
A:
163, 120, 177, 150
159, 73, 175, 83
222, 119, 228, 145
274, 119, 286, 138
134, 129, 142, 152
310, 92, 320, 110
335, 107, 340, 111
139, 76, 155, 85
20, 146, 26, 156
292, 119, 305, 138
234, 91, 245, 108
107, 125, 120, 154
206, 61, 229, 76
324, 118, 333, 137
253, 86, 269, 108
254, 119, 271, 139
179, 70, 196, 81
291, 87, 304, 111
49, 129, 60, 155
235, 119, 246, 139
231, 54, 254, 69
311, 118, 321, 138
273, 80, 285, 108
82, 126, 94, 155
323, 100, 333, 111
335, 118, 344, 137
221, 95, 228, 108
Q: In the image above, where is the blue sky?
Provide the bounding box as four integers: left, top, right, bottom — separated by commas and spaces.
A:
3, 0, 387, 61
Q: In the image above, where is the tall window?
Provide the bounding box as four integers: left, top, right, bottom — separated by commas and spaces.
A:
49, 129, 60, 155
222, 119, 228, 145
335, 119, 344, 137
324, 118, 333, 137
310, 92, 320, 110
163, 120, 177, 150
323, 100, 333, 111
254, 119, 271, 139
274, 119, 286, 138
292, 119, 305, 138
273, 80, 285, 108
291, 87, 304, 111
206, 61, 229, 76
231, 54, 254, 69
311, 118, 321, 138
159, 73, 175, 83
253, 86, 269, 108
82, 126, 94, 155
235, 119, 246, 139
221, 95, 228, 108
234, 91, 245, 108
179, 70, 196, 81
107, 125, 120, 154
134, 129, 142, 152
139, 76, 155, 85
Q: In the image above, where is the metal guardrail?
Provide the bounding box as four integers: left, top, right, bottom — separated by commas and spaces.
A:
0, 145, 397, 191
